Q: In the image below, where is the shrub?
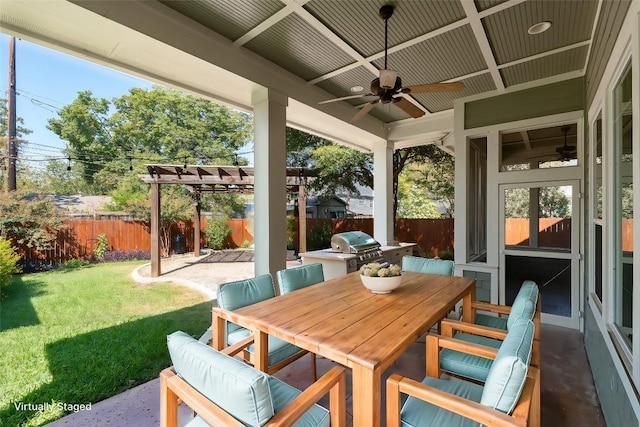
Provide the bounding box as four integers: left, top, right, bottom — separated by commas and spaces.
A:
0, 238, 21, 289
205, 218, 231, 250
102, 250, 151, 262
286, 216, 296, 250
62, 259, 90, 269
94, 233, 109, 260
307, 224, 332, 251
240, 239, 253, 249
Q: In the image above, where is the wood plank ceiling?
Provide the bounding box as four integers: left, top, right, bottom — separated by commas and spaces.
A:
159, 0, 599, 123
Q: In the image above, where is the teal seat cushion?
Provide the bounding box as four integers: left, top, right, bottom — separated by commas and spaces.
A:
400, 376, 484, 427
474, 313, 508, 330
217, 274, 276, 334
439, 333, 502, 382
267, 376, 330, 427
480, 317, 534, 414
277, 263, 324, 294
184, 377, 330, 427
167, 331, 274, 427
401, 255, 454, 276
228, 328, 306, 367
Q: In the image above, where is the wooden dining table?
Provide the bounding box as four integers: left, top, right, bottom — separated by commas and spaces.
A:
213, 270, 476, 427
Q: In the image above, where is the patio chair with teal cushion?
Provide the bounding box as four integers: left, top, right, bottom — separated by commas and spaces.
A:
213, 274, 316, 379
387, 317, 539, 427
436, 316, 535, 383
162, 331, 346, 427
439, 280, 541, 376
402, 255, 454, 276
276, 263, 324, 295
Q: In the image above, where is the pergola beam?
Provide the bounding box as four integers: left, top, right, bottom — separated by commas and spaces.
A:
140, 164, 312, 277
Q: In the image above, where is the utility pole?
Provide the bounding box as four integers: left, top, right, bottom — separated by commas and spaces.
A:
7, 36, 17, 191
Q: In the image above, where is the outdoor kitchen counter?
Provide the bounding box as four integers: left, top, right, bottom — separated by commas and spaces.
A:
300, 242, 417, 280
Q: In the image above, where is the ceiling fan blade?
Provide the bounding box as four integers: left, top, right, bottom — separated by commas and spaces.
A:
319, 93, 375, 105
392, 97, 425, 118
402, 82, 464, 94
350, 100, 379, 123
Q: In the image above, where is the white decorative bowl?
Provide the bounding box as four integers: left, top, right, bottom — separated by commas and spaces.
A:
360, 274, 402, 294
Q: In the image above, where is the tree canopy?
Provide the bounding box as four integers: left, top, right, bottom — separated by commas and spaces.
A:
47, 86, 253, 194
285, 128, 454, 219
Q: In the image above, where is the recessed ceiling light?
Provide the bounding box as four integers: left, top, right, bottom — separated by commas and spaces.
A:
528, 21, 552, 35
350, 85, 364, 92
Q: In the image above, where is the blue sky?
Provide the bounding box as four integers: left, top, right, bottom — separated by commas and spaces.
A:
1, 35, 254, 169
0, 36, 153, 163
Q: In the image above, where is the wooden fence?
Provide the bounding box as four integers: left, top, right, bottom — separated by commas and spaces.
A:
16, 216, 633, 264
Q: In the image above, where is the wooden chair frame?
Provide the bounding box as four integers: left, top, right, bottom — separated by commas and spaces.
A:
160, 335, 346, 427
456, 296, 542, 367
387, 333, 540, 427
212, 307, 317, 379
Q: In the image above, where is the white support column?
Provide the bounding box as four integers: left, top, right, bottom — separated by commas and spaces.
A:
373, 140, 396, 245
252, 88, 288, 280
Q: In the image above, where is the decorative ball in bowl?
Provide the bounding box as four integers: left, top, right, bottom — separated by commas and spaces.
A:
359, 262, 402, 294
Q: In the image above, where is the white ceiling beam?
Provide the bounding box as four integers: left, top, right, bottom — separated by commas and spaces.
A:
582, 0, 604, 72
233, 4, 299, 46
461, 1, 505, 91
387, 110, 454, 143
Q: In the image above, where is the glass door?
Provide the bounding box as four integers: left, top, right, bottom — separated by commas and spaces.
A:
499, 180, 581, 328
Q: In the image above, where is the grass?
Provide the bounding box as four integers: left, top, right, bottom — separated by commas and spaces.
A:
0, 261, 211, 426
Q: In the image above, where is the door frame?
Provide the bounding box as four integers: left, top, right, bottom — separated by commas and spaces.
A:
499, 179, 582, 329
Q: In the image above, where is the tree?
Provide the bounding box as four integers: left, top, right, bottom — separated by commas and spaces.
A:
47, 86, 253, 194
504, 187, 571, 218
396, 173, 441, 219
0, 191, 64, 251
406, 146, 455, 217
286, 128, 454, 221
392, 145, 453, 222
286, 128, 373, 195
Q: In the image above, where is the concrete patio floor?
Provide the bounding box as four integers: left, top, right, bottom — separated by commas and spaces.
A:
45, 252, 606, 426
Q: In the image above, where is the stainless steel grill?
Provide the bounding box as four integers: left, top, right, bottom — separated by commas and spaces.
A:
330, 231, 384, 267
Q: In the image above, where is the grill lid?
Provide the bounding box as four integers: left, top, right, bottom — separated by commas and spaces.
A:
331, 231, 380, 254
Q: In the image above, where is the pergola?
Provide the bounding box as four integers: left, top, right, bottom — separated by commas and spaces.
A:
140, 164, 311, 277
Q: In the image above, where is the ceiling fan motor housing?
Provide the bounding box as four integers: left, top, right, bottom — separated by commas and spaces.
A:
371, 76, 402, 103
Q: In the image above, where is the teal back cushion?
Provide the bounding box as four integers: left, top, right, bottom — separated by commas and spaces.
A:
277, 263, 324, 294
507, 280, 539, 330
402, 255, 454, 276
480, 317, 534, 414
217, 274, 275, 334
167, 331, 274, 427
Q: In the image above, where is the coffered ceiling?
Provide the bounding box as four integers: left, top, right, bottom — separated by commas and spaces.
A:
0, 0, 605, 150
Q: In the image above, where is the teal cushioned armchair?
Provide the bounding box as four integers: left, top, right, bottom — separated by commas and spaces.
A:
214, 274, 314, 377
162, 331, 346, 427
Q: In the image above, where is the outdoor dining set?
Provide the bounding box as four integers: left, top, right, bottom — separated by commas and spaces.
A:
159, 255, 540, 427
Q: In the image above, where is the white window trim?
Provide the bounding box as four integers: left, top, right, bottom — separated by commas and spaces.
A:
585, 1, 640, 399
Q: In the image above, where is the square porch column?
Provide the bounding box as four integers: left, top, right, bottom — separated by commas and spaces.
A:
252, 88, 288, 279
373, 140, 396, 245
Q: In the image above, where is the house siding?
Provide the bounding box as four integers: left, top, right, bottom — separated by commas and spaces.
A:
585, 0, 633, 107
585, 305, 639, 426
463, 77, 584, 129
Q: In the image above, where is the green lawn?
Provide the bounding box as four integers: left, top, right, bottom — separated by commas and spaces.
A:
0, 261, 211, 426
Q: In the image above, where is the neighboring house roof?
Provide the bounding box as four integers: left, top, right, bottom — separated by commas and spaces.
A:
50, 195, 114, 215
306, 196, 347, 207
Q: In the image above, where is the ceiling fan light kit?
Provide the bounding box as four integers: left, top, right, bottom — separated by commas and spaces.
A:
319, 4, 464, 123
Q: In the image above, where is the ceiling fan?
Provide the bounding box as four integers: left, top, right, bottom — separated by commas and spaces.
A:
555, 126, 577, 160
319, 4, 464, 123
526, 125, 577, 162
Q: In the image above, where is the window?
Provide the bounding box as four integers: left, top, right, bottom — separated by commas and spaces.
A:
592, 112, 603, 303
613, 63, 633, 348
467, 137, 487, 262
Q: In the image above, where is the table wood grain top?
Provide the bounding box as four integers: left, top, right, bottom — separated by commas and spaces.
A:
227, 271, 475, 371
